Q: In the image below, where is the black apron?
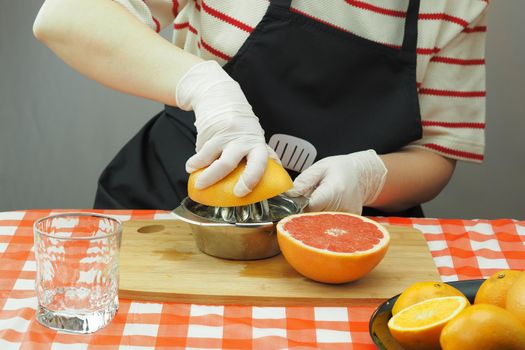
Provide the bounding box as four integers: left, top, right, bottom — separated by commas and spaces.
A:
94, 0, 424, 217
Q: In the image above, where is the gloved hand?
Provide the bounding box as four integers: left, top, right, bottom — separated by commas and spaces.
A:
286, 150, 388, 214
176, 60, 277, 197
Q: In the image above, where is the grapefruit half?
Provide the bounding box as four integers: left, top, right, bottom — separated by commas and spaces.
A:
188, 158, 293, 207
276, 212, 390, 284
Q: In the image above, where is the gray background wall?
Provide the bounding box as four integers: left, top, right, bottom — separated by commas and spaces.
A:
1, 1, 524, 219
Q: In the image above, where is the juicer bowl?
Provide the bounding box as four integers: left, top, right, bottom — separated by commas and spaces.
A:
172, 195, 308, 260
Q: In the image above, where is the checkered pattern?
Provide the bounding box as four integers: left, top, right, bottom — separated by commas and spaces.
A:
1, 210, 524, 349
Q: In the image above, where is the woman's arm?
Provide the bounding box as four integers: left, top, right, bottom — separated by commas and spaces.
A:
369, 5, 488, 212
34, 0, 277, 193
372, 148, 456, 212
286, 147, 455, 214
33, 0, 202, 106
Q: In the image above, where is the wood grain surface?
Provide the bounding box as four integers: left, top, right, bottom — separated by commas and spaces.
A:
119, 220, 440, 305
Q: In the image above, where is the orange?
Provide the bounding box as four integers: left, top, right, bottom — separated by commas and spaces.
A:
474, 269, 523, 308
392, 281, 467, 315
276, 212, 390, 284
440, 304, 525, 350
387, 296, 468, 350
188, 158, 293, 207
506, 271, 525, 327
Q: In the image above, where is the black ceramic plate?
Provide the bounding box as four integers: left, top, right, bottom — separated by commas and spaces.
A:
369, 279, 485, 350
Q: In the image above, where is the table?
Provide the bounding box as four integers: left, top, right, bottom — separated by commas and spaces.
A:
1, 209, 524, 349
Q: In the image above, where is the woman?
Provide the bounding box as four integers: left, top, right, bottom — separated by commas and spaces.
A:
33, 0, 487, 216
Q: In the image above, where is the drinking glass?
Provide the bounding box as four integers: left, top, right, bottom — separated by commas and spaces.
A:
34, 213, 122, 333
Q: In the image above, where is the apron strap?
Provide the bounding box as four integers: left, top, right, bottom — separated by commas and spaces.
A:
401, 0, 421, 53
271, 0, 292, 9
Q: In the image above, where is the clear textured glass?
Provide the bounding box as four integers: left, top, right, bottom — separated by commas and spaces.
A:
34, 213, 122, 333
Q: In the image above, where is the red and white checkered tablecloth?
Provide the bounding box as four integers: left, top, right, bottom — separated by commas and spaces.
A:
1, 210, 524, 349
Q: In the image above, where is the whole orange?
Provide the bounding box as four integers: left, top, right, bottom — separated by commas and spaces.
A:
188, 158, 292, 207
475, 269, 523, 308
440, 304, 525, 350
506, 271, 525, 327
392, 281, 467, 315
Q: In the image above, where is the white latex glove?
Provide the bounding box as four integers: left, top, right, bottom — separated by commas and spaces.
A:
286, 150, 388, 214
176, 60, 277, 197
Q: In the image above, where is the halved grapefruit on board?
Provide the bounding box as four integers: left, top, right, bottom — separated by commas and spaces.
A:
276, 212, 390, 284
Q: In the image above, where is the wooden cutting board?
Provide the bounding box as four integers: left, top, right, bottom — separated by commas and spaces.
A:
119, 220, 439, 306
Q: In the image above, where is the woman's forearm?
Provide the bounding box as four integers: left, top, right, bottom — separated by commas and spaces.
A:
33, 0, 202, 106
372, 148, 456, 212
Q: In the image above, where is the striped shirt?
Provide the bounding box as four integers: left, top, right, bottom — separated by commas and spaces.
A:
116, 0, 488, 162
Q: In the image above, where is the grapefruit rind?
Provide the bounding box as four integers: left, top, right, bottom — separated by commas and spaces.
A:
276, 212, 390, 284
188, 158, 293, 207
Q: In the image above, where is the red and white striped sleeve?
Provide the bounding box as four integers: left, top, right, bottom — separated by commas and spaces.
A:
114, 0, 180, 33
407, 6, 488, 163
